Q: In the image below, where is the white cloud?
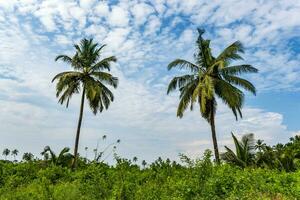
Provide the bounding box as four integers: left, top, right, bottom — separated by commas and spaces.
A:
94, 2, 109, 18
108, 6, 129, 27
144, 15, 161, 35
0, 0, 300, 162
84, 24, 107, 38
130, 3, 154, 26
151, 0, 166, 15
0, 0, 17, 11
79, 0, 95, 10
55, 35, 72, 45
69, 6, 86, 28
39, 16, 57, 31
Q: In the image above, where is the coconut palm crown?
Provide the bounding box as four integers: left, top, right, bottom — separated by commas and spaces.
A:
167, 28, 258, 163
52, 38, 118, 168
221, 133, 256, 168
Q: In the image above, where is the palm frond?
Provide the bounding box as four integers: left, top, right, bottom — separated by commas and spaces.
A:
221, 133, 256, 167
167, 59, 200, 73
57, 147, 70, 162
177, 81, 197, 118
242, 133, 255, 153
52, 71, 82, 82
221, 146, 246, 167
58, 81, 80, 107
84, 77, 114, 114
55, 55, 72, 63
43, 146, 57, 164
214, 79, 244, 120
222, 65, 258, 75
91, 72, 119, 88
91, 56, 117, 72
55, 54, 83, 70
167, 75, 196, 94
216, 41, 244, 63
55, 74, 81, 107
223, 75, 256, 95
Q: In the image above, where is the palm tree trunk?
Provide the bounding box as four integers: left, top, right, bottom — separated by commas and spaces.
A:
210, 103, 220, 164
72, 86, 85, 169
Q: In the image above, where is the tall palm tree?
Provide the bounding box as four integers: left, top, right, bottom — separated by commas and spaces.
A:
2, 148, 10, 160
167, 29, 258, 163
52, 38, 119, 168
11, 149, 19, 160
221, 133, 256, 167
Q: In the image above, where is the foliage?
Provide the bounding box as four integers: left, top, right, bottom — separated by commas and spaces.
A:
0, 151, 299, 200
220, 134, 300, 172
12, 149, 19, 161
41, 146, 73, 167
221, 133, 256, 168
52, 38, 119, 168
53, 38, 118, 114
255, 136, 300, 172
2, 148, 10, 160
166, 28, 258, 163
22, 152, 34, 162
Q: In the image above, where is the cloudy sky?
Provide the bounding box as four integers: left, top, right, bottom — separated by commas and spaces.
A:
0, 0, 300, 162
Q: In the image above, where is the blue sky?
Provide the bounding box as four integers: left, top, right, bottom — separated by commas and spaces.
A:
0, 0, 300, 162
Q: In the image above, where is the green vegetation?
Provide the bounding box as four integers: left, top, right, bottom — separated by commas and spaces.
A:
221, 133, 256, 168
0, 136, 299, 199
52, 38, 119, 168
167, 29, 258, 164
0, 143, 300, 200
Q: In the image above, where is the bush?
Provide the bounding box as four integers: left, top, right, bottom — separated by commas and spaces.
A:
0, 156, 299, 200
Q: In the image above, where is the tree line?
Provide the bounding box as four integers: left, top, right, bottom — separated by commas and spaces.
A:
3, 133, 299, 172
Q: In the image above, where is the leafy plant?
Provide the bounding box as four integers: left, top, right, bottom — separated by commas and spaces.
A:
221, 133, 256, 167
22, 152, 34, 162
41, 146, 73, 167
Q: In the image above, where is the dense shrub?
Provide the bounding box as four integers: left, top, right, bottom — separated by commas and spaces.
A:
0, 152, 299, 200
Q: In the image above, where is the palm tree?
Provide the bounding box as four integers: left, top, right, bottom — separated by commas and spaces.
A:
221, 133, 255, 167
52, 38, 119, 168
142, 160, 147, 168
11, 149, 19, 161
41, 146, 73, 167
133, 156, 138, 163
41, 152, 50, 161
22, 152, 34, 162
255, 139, 266, 152
257, 136, 300, 172
166, 28, 258, 163
84, 146, 88, 161
2, 148, 10, 160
